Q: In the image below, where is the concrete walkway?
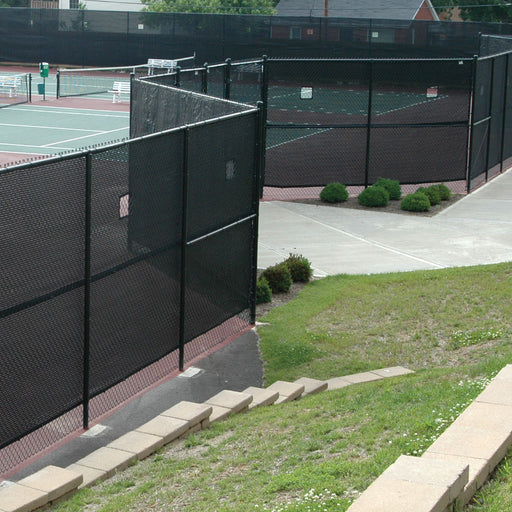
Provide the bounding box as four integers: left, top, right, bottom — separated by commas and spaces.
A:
258, 169, 512, 276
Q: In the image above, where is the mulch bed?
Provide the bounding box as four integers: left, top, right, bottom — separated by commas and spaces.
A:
291, 193, 465, 217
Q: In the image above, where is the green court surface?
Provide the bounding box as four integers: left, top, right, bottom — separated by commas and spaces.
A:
265, 86, 444, 149
0, 103, 130, 160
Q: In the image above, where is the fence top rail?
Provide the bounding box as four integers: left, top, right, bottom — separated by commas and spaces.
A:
478, 49, 512, 61
267, 56, 475, 63
136, 79, 257, 111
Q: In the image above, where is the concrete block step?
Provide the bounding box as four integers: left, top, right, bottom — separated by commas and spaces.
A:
69, 446, 137, 480
205, 390, 253, 423
107, 431, 165, 461
294, 377, 328, 396
421, 452, 489, 506
136, 415, 190, 445
160, 401, 212, 431
65, 464, 107, 490
0, 466, 83, 512
15, 465, 82, 504
327, 366, 414, 390
347, 455, 468, 512
0, 481, 47, 512
424, 424, 512, 476
266, 381, 305, 404
242, 386, 280, 408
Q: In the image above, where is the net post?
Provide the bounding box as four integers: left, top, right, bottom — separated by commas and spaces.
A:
178, 128, 190, 372
175, 66, 181, 88
83, 151, 92, 430
224, 58, 232, 100
56, 70, 60, 99
29, 73, 32, 103
129, 72, 135, 125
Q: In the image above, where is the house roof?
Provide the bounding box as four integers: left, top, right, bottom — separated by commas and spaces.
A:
275, 0, 440, 21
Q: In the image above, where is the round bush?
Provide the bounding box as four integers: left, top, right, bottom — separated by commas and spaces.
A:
433, 183, 451, 201
401, 192, 431, 212
320, 182, 349, 203
262, 263, 292, 294
358, 185, 390, 207
256, 276, 272, 304
417, 186, 441, 206
284, 253, 313, 282
374, 177, 401, 200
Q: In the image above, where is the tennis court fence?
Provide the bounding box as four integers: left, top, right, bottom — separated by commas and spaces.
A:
56, 55, 196, 98
142, 51, 512, 197
0, 80, 262, 478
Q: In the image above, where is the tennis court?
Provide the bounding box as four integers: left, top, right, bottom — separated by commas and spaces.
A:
0, 100, 130, 167
265, 85, 447, 149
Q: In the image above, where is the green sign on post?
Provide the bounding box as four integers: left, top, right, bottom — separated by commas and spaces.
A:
39, 62, 49, 78
38, 62, 49, 100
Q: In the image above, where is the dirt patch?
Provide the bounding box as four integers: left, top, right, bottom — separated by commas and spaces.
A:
290, 193, 465, 217
256, 280, 311, 319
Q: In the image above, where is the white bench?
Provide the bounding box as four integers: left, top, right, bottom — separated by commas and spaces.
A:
147, 58, 177, 75
0, 75, 21, 98
109, 81, 130, 103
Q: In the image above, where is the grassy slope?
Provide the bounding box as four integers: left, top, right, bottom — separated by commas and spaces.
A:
47, 262, 512, 512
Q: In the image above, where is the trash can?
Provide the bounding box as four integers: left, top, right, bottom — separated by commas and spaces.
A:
37, 83, 45, 95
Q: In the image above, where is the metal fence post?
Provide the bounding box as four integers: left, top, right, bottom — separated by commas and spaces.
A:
259, 56, 269, 198
364, 59, 374, 188
175, 66, 181, 88
224, 58, 232, 100
499, 53, 510, 174
202, 63, 208, 95
250, 104, 265, 323
83, 152, 92, 429
178, 128, 190, 371
466, 55, 479, 193
484, 57, 495, 183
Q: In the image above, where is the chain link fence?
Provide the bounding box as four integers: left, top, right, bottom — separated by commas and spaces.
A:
0, 79, 261, 478
5, 8, 512, 66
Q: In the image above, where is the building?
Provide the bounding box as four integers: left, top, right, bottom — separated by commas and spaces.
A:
276, 0, 440, 21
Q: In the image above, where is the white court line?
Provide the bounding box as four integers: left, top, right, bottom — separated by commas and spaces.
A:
43, 126, 128, 147
8, 106, 129, 118
0, 122, 102, 133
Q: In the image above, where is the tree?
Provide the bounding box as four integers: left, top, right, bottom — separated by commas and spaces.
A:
432, 0, 512, 22
141, 0, 276, 15
459, 1, 512, 22
0, 0, 29, 6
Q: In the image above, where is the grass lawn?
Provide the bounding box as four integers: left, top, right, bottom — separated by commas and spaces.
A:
46, 262, 512, 512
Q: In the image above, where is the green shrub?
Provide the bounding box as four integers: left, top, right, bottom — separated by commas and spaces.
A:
256, 276, 272, 304
358, 185, 390, 207
401, 192, 431, 212
262, 263, 292, 294
433, 183, 451, 201
284, 253, 313, 283
417, 186, 441, 206
374, 177, 402, 200
320, 182, 349, 203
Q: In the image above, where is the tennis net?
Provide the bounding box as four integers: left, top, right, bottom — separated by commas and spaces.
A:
57, 55, 196, 99
0, 73, 30, 108
57, 64, 148, 98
